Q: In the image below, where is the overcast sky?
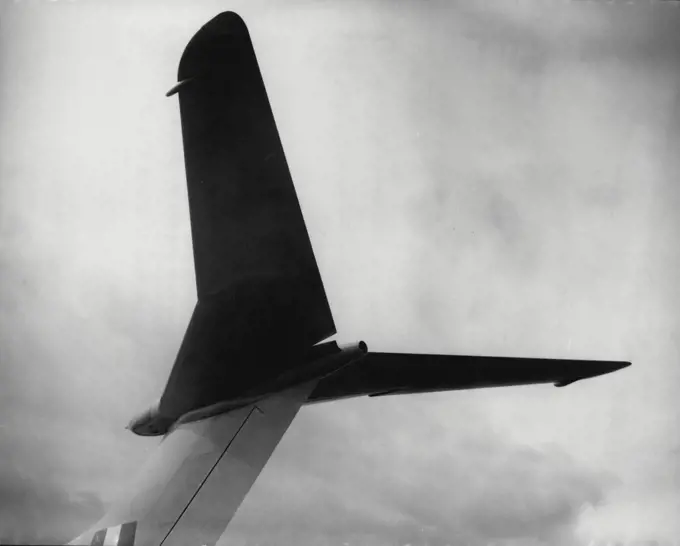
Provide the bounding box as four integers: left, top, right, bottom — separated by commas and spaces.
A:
1, 1, 679, 545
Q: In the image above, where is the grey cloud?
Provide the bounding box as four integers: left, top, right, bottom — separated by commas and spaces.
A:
454, 1, 680, 69
222, 399, 615, 546
0, 436, 104, 545
0, 240, 166, 542
487, 193, 522, 246
0, 305, 106, 544
0, 2, 676, 544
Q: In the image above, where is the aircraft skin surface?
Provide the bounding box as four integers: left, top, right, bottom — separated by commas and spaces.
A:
61, 11, 630, 546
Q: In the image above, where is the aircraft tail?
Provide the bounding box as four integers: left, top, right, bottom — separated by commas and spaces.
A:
157, 12, 336, 420
176, 10, 334, 332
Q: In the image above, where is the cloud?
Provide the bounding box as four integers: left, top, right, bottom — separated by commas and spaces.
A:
0, 244, 153, 543
0, 435, 105, 545
222, 396, 616, 546
0, 2, 677, 545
